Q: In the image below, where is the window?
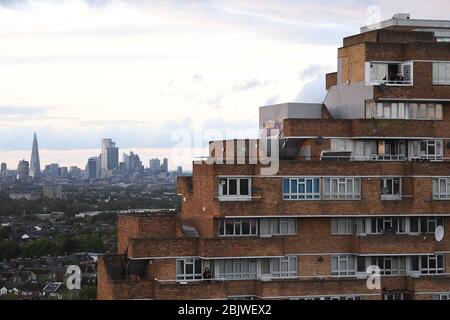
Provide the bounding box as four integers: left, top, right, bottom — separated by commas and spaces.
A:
421, 217, 444, 234
365, 101, 442, 120
410, 140, 443, 160
218, 218, 258, 237
420, 254, 444, 275
260, 257, 298, 279
323, 178, 361, 200
366, 61, 413, 85
371, 256, 406, 275
381, 177, 401, 200
331, 218, 354, 235
331, 255, 355, 276
383, 293, 404, 300
367, 217, 393, 234
219, 177, 251, 200
176, 258, 202, 280
433, 62, 450, 85
433, 178, 450, 199
216, 259, 257, 279
259, 218, 297, 236
433, 293, 450, 300
283, 178, 320, 200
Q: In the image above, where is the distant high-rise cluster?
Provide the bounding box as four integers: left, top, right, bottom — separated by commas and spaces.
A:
0, 134, 184, 185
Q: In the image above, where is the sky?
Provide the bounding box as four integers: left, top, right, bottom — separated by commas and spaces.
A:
0, 0, 449, 170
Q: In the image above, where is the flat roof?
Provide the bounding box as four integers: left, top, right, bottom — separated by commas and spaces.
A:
361, 14, 450, 33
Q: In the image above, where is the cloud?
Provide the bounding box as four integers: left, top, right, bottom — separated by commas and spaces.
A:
0, 105, 50, 116
234, 79, 270, 91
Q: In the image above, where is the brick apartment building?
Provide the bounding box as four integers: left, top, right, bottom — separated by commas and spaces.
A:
98, 14, 450, 300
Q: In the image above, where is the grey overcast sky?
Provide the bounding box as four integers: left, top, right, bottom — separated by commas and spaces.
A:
0, 0, 449, 168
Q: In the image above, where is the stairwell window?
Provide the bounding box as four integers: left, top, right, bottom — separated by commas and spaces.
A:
323, 178, 361, 200
219, 177, 251, 200
433, 62, 450, 85
283, 177, 320, 200
433, 178, 450, 199
176, 258, 202, 281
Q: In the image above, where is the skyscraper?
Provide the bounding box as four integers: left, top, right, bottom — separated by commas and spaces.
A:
17, 160, 29, 181
162, 158, 168, 174
149, 158, 161, 173
101, 139, 119, 176
87, 157, 98, 179
29, 132, 41, 179
0, 163, 7, 177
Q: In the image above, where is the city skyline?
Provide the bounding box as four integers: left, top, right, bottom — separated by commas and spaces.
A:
1, 0, 449, 167
0, 133, 187, 172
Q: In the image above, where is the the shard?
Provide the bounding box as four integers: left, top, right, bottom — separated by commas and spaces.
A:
29, 132, 41, 179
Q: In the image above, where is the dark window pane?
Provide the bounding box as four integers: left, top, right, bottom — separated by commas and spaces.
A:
240, 179, 249, 195
242, 220, 250, 234
229, 179, 237, 195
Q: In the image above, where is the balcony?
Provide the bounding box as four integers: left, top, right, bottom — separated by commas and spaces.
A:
366, 61, 413, 87
353, 234, 440, 255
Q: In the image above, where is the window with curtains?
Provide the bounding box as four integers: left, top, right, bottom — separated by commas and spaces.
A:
433, 62, 450, 85
433, 178, 450, 199
260, 256, 298, 278
331, 218, 354, 235
259, 218, 297, 236
216, 259, 257, 280
365, 101, 443, 120
282, 177, 320, 200
323, 178, 361, 200
331, 255, 355, 276
409, 140, 443, 160
218, 218, 258, 236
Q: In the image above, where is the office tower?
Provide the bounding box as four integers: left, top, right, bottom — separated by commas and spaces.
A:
69, 166, 81, 178
101, 139, 119, 174
161, 158, 168, 174
87, 158, 98, 179
177, 166, 182, 175
17, 160, 29, 180
149, 158, 161, 173
29, 132, 41, 179
98, 14, 450, 300
0, 163, 7, 177
59, 167, 68, 177
123, 152, 143, 174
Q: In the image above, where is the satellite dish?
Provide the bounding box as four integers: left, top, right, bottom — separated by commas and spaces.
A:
435, 225, 444, 242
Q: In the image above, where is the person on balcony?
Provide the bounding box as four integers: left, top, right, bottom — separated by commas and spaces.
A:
203, 267, 212, 282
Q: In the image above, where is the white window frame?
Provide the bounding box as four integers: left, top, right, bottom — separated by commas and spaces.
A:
410, 140, 443, 161
259, 218, 297, 237
283, 177, 320, 200
420, 254, 444, 275
218, 218, 258, 237
216, 259, 258, 280
176, 258, 203, 281
433, 178, 450, 200
331, 218, 354, 235
218, 177, 251, 201
331, 255, 355, 276
433, 293, 450, 300
381, 177, 402, 200
433, 62, 450, 85
365, 61, 413, 86
262, 256, 298, 279
365, 101, 442, 120
323, 177, 361, 200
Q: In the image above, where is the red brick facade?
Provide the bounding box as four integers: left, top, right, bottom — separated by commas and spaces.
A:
98, 18, 450, 300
